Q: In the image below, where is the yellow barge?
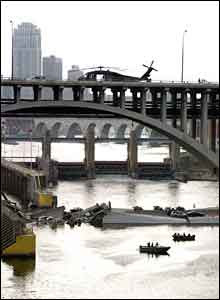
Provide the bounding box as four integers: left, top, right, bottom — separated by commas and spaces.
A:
2, 228, 36, 257
1, 192, 36, 257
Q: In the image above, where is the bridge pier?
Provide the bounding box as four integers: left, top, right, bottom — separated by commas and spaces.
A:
127, 129, 138, 178
161, 88, 169, 123
119, 87, 126, 109
33, 85, 42, 101
169, 141, 180, 170
131, 88, 139, 112
92, 87, 105, 104
53, 86, 64, 101
13, 85, 21, 102
38, 130, 58, 186
84, 127, 95, 179
200, 89, 209, 148
140, 88, 147, 115
72, 86, 84, 101
180, 89, 189, 133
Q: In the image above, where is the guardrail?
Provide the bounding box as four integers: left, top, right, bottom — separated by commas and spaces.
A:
1, 77, 218, 85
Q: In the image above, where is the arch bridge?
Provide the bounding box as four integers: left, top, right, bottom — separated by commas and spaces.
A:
1, 79, 219, 172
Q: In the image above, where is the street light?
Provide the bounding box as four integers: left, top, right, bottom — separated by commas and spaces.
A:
10, 20, 14, 80
181, 29, 187, 82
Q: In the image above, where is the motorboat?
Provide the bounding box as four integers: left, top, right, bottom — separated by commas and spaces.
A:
172, 233, 195, 242
139, 244, 170, 254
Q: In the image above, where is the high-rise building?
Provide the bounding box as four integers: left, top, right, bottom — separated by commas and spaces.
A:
13, 22, 41, 98
43, 55, 62, 80
13, 22, 41, 79
42, 55, 62, 99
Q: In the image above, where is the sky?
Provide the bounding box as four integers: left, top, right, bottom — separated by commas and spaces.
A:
1, 1, 219, 81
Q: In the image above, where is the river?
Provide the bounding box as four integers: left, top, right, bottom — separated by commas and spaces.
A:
1, 141, 219, 299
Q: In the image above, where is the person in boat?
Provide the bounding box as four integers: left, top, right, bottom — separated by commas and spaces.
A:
187, 233, 191, 238
155, 242, 159, 247
147, 242, 150, 247
151, 242, 154, 247
183, 232, 186, 237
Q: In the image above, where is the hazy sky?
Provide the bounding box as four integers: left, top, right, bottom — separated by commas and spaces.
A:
1, 1, 219, 81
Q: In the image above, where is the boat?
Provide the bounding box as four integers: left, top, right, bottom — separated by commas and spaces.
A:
139, 245, 170, 255
172, 233, 195, 242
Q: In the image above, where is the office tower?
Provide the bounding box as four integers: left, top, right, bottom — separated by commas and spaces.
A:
43, 55, 62, 80
13, 22, 41, 98
42, 55, 62, 99
13, 22, 41, 79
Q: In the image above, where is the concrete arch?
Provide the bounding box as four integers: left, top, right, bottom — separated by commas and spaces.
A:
86, 123, 97, 137
67, 123, 83, 138
50, 122, 62, 138
100, 123, 115, 138
116, 124, 129, 139
134, 124, 145, 139
33, 122, 48, 137
2, 101, 219, 171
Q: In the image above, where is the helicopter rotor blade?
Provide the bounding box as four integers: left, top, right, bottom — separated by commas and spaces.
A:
150, 60, 154, 67
142, 64, 150, 69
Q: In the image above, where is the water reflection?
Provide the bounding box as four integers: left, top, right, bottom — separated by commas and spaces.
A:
2, 257, 35, 276
127, 181, 136, 207
141, 252, 170, 258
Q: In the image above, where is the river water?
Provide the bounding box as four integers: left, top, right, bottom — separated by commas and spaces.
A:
1, 142, 219, 299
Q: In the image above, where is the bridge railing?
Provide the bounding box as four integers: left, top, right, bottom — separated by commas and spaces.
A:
1, 77, 219, 85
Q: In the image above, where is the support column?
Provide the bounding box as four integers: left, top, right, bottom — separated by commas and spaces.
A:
42, 130, 51, 160
127, 129, 138, 178
210, 119, 216, 152
140, 88, 147, 116
131, 89, 138, 111
161, 88, 169, 124
169, 141, 180, 170
72, 87, 79, 101
180, 89, 189, 133
84, 127, 95, 179
210, 93, 217, 152
13, 85, 21, 102
119, 87, 126, 109
33, 85, 42, 101
191, 90, 197, 139
111, 89, 119, 106
79, 87, 84, 100
200, 89, 209, 148
53, 86, 64, 101
92, 88, 99, 103
150, 89, 158, 109
99, 87, 105, 104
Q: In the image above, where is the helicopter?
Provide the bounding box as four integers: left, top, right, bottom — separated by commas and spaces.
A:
76, 61, 158, 82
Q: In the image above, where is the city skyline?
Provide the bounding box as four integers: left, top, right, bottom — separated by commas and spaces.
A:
1, 1, 219, 82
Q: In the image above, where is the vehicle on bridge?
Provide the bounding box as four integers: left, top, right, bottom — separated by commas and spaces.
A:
77, 61, 158, 82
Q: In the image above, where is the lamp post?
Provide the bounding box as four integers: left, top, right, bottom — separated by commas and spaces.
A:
10, 20, 14, 80
181, 29, 187, 82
